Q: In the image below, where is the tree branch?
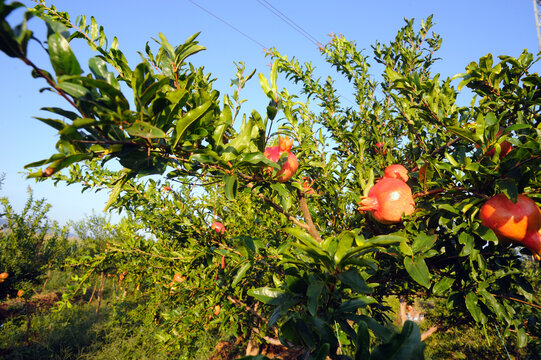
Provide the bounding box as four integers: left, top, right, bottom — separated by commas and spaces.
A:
297, 189, 323, 242
246, 183, 309, 231
421, 324, 439, 341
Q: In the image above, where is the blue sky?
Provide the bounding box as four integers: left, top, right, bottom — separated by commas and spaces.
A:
1, 0, 539, 226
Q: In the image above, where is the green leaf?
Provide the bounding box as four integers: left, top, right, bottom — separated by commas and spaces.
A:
34, 117, 67, 131
465, 292, 487, 324
232, 262, 251, 287
411, 233, 436, 254
484, 112, 498, 127
495, 180, 518, 203
247, 287, 290, 305
404, 256, 430, 288
337, 297, 375, 314
259, 73, 272, 97
478, 290, 504, 318
41, 153, 92, 176
335, 230, 355, 262
48, 33, 82, 77
172, 101, 213, 148
312, 343, 330, 360
212, 105, 231, 145
88, 56, 119, 89
223, 174, 238, 200
306, 281, 324, 316
59, 117, 99, 136
476, 225, 499, 244
103, 170, 134, 211
359, 315, 393, 342
446, 125, 481, 143
338, 234, 405, 266
270, 60, 278, 94
458, 232, 474, 256
337, 268, 372, 294
126, 122, 166, 139
238, 152, 275, 167
285, 227, 320, 249
355, 321, 370, 360
370, 321, 425, 360
444, 152, 459, 167
516, 327, 527, 348
432, 277, 454, 295
57, 82, 89, 98
41, 107, 80, 121
399, 242, 413, 256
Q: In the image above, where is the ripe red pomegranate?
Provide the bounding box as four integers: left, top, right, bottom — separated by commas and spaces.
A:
302, 177, 315, 195
384, 164, 409, 182
264, 136, 299, 182
479, 194, 541, 260
211, 221, 225, 234
375, 142, 387, 154
358, 177, 415, 224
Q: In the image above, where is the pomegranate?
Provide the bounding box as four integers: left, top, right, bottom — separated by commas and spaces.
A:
264, 136, 299, 182
486, 140, 512, 158
375, 142, 387, 155
384, 164, 409, 182
479, 194, 541, 260
0, 272, 8, 280
211, 221, 225, 234
302, 177, 315, 195
477, 128, 513, 159
358, 177, 415, 224
173, 273, 186, 283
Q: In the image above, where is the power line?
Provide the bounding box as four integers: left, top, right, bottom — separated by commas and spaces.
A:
255, 0, 322, 47
187, 0, 268, 50
187, 0, 354, 106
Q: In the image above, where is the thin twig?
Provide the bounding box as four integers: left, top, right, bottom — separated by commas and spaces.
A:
492, 293, 541, 310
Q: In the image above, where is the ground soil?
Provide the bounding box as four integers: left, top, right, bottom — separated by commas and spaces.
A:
208, 339, 305, 359
0, 291, 60, 321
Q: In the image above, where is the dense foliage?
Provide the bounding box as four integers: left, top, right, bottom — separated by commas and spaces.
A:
1, 1, 540, 358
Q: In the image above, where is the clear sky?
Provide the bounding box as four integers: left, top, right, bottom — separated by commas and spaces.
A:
1, 0, 539, 226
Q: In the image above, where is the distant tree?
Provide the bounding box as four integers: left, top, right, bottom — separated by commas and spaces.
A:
0, 190, 70, 299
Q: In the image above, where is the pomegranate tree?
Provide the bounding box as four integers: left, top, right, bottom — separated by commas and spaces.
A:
479, 194, 541, 260
264, 136, 299, 182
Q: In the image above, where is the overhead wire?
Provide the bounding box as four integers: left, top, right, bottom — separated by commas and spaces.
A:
187, 0, 355, 105
187, 0, 268, 50
255, 0, 322, 47
254, 1, 354, 105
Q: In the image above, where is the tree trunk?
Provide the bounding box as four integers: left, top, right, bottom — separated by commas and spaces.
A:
399, 295, 407, 325
96, 271, 104, 315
